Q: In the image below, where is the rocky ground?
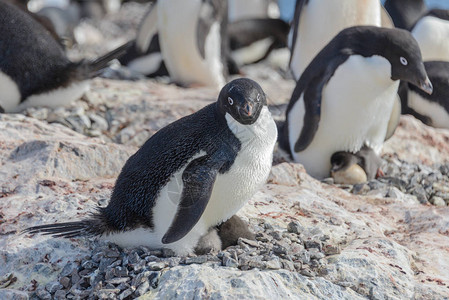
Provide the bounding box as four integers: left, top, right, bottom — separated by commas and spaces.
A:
1, 3, 449, 300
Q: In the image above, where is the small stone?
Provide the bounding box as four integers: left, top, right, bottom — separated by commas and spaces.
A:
268, 231, 283, 240
273, 245, 288, 256
308, 248, 325, 260
410, 186, 428, 204
135, 281, 150, 297
97, 289, 120, 299
263, 223, 274, 230
255, 232, 272, 242
128, 252, 140, 264
53, 290, 66, 300
36, 288, 52, 300
223, 257, 238, 268
238, 238, 259, 248
304, 239, 322, 251
115, 266, 129, 277
329, 217, 343, 226
352, 183, 370, 195
59, 276, 71, 289
300, 267, 316, 277
298, 250, 311, 265
185, 256, 207, 265
105, 249, 120, 258
45, 281, 63, 294
148, 261, 167, 270
131, 271, 151, 287
60, 262, 77, 277
430, 196, 446, 207
287, 221, 304, 234
118, 288, 134, 300
323, 244, 341, 255
265, 257, 282, 270
106, 277, 130, 285
281, 259, 295, 271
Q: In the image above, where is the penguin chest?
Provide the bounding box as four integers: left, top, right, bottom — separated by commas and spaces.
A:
408, 90, 449, 129
290, 0, 381, 79
0, 71, 21, 112
157, 0, 225, 88
412, 16, 449, 61
204, 107, 278, 225
289, 55, 398, 178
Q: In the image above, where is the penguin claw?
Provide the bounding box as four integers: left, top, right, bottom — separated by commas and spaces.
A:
376, 168, 385, 178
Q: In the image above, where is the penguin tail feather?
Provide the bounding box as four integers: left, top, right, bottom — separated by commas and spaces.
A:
22, 210, 109, 239
81, 40, 133, 78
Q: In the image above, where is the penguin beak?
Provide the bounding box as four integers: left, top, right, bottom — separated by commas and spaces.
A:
241, 103, 254, 117
419, 76, 433, 95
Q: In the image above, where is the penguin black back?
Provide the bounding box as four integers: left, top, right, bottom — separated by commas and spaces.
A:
385, 0, 427, 30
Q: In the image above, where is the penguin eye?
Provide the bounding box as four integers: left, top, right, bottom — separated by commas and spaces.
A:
400, 57, 408, 66
256, 94, 261, 102
228, 97, 234, 105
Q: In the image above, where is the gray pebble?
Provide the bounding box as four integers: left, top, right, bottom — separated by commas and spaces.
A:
45, 281, 63, 294
36, 288, 52, 300
53, 290, 67, 300
185, 256, 208, 265
287, 221, 304, 234
135, 281, 150, 297
148, 261, 167, 270
223, 257, 238, 268
430, 196, 446, 207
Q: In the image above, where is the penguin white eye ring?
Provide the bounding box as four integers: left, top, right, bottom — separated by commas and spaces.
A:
400, 57, 408, 66
256, 94, 261, 102
228, 97, 234, 105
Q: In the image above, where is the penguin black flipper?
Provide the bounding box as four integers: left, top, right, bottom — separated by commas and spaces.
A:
196, 0, 227, 59
292, 53, 351, 152
289, 0, 308, 65
162, 152, 230, 244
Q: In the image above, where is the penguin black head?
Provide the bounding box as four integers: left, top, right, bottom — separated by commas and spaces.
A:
377, 27, 433, 94
345, 26, 433, 95
217, 78, 267, 125
330, 152, 359, 173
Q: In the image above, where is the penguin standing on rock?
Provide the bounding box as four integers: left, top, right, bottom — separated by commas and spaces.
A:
136, 0, 229, 89
24, 78, 278, 256
289, 0, 391, 81
0, 1, 130, 113
280, 26, 433, 179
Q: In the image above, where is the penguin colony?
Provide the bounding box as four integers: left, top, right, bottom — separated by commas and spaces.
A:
0, 0, 445, 254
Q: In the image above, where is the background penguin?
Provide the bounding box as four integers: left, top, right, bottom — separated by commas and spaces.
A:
280, 26, 433, 179
138, 0, 228, 89
411, 9, 449, 61
0, 1, 130, 113
228, 0, 273, 22
384, 0, 427, 30
402, 61, 449, 129
289, 0, 392, 81
24, 78, 278, 256
228, 18, 289, 67
331, 146, 384, 185
118, 3, 168, 78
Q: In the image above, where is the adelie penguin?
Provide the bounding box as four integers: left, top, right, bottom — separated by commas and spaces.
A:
330, 146, 384, 185
279, 26, 433, 179
0, 0, 130, 113
135, 0, 228, 89
401, 61, 449, 129
24, 78, 278, 255
289, 0, 393, 81
412, 9, 449, 61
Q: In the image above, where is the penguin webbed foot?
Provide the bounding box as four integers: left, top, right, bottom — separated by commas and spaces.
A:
217, 215, 255, 250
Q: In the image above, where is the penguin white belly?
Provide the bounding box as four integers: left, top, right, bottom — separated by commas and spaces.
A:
412, 16, 449, 61
11, 81, 90, 113
128, 53, 163, 76
157, 0, 225, 89
289, 55, 398, 179
0, 71, 21, 112
408, 90, 449, 129
106, 107, 277, 255
231, 37, 274, 66
290, 0, 381, 80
